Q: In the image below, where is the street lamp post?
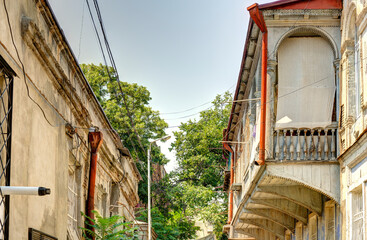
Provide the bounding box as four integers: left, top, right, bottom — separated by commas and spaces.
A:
148, 135, 170, 240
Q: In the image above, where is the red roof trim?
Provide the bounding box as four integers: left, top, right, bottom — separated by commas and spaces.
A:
259, 0, 302, 9
259, 0, 342, 10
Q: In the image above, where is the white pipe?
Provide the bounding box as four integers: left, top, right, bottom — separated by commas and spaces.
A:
0, 186, 50, 196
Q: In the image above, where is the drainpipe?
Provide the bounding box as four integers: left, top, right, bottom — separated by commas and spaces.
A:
223, 138, 234, 224
86, 128, 103, 239
248, 3, 267, 166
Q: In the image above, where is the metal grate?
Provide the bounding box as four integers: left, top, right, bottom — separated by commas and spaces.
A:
28, 228, 57, 240
0, 56, 15, 240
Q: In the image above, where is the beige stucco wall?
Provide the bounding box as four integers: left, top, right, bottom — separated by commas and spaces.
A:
339, 1, 367, 239
0, 0, 140, 239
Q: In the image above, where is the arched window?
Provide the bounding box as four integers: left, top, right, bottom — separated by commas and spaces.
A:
276, 34, 336, 129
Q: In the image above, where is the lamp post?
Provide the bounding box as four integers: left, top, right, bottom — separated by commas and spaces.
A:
148, 135, 170, 240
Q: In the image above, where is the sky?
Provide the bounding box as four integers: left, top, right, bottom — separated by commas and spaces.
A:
48, 0, 273, 172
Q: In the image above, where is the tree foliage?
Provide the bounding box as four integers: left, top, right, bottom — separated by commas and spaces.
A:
81, 63, 168, 162
82, 63, 230, 239
82, 63, 198, 239
157, 93, 232, 239
171, 93, 232, 188
81, 211, 138, 240
81, 63, 168, 204
136, 207, 199, 240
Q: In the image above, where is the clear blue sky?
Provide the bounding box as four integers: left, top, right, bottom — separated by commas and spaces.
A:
48, 0, 273, 171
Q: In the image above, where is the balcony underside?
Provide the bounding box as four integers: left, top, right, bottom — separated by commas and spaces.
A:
233, 162, 339, 240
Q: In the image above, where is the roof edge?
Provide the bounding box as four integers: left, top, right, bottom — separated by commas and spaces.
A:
259, 0, 302, 9
225, 18, 254, 141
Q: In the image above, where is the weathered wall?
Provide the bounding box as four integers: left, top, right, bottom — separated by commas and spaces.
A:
0, 0, 140, 239
339, 1, 367, 239
226, 5, 343, 240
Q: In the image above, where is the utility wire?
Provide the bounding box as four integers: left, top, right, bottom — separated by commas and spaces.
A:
3, 0, 62, 128
222, 75, 335, 141
77, 0, 86, 60
85, 0, 147, 156
160, 84, 236, 115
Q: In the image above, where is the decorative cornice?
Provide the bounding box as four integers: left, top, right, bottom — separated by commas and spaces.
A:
21, 17, 91, 127
263, 9, 342, 17
33, 0, 127, 152
266, 19, 340, 28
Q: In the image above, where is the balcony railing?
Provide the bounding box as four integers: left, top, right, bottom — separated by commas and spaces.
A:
273, 127, 337, 161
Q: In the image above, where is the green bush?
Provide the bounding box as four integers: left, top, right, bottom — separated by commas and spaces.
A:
81, 211, 139, 240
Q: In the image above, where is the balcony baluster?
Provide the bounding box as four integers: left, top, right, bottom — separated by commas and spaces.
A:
273, 127, 337, 162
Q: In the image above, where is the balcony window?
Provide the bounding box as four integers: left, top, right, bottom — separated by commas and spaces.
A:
276, 36, 335, 129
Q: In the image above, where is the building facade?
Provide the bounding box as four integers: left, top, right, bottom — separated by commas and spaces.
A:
223, 0, 344, 239
339, 0, 367, 239
0, 0, 141, 239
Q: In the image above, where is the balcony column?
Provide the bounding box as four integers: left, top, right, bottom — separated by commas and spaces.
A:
334, 59, 340, 156
266, 59, 278, 159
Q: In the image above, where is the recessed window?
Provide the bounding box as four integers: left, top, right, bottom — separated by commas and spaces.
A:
276, 36, 335, 129
351, 187, 364, 239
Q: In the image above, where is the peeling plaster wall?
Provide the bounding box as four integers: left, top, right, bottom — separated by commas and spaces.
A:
0, 0, 140, 239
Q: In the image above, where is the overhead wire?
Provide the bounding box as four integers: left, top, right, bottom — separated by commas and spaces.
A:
86, 0, 147, 156
3, 0, 63, 128
3, 0, 354, 159
162, 85, 236, 121
160, 84, 236, 115
77, 0, 86, 60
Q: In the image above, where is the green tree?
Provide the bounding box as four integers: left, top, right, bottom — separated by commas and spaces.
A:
152, 174, 227, 239
81, 211, 138, 240
81, 63, 168, 204
136, 207, 199, 240
82, 63, 230, 239
82, 63, 198, 239
171, 92, 232, 188
155, 93, 232, 239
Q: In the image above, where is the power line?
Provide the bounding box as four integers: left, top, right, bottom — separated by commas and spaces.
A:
160, 101, 212, 116
3, 0, 62, 128
77, 0, 86, 60
223, 75, 336, 141
85, 0, 147, 157
160, 84, 236, 115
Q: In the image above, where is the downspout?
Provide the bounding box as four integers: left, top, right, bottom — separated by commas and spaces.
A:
86, 128, 103, 239
248, 3, 267, 166
222, 137, 234, 224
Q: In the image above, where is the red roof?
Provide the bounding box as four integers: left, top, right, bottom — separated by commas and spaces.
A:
259, 0, 342, 10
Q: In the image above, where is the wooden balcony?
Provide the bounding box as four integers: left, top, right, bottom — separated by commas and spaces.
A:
272, 125, 337, 161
